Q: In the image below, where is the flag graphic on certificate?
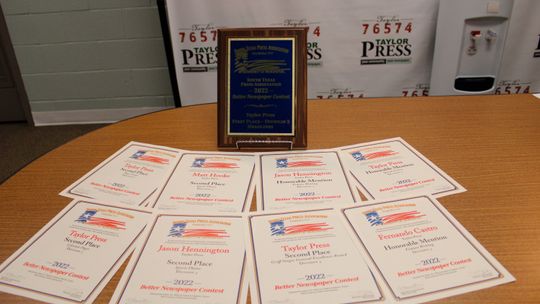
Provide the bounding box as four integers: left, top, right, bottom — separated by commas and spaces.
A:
168, 221, 229, 238
364, 210, 425, 226
351, 149, 398, 161
192, 158, 239, 168
75, 209, 126, 230
270, 220, 332, 236
130, 150, 170, 164
276, 158, 325, 168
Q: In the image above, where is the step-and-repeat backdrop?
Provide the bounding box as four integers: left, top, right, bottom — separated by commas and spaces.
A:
497, 0, 540, 95
164, 0, 539, 106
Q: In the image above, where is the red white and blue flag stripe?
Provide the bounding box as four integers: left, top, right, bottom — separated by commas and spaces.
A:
271, 220, 332, 236
192, 158, 239, 169
76, 210, 126, 230
365, 210, 424, 226
352, 150, 397, 161
130, 150, 169, 164
276, 158, 324, 168
169, 222, 228, 238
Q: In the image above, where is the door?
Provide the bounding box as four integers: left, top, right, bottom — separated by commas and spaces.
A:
0, 3, 32, 123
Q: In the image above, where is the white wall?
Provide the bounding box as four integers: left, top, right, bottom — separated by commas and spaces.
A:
1, 0, 174, 125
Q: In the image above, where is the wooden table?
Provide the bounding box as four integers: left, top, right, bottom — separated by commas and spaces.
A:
1, 94, 539, 303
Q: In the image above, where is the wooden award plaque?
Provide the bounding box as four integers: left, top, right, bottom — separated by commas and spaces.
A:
217, 27, 307, 150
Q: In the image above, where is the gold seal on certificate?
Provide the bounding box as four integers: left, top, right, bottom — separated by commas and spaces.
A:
217, 27, 308, 150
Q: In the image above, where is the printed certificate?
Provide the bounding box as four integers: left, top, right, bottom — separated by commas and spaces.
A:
61, 142, 181, 206
151, 152, 256, 213
110, 213, 248, 304
246, 209, 382, 304
0, 200, 151, 304
339, 138, 465, 200
257, 150, 359, 211
341, 196, 515, 302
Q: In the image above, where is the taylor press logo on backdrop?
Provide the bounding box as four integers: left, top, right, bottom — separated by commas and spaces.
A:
273, 18, 323, 66
534, 34, 540, 58
495, 80, 531, 95
360, 16, 413, 65
401, 83, 429, 97
316, 88, 365, 99
178, 23, 219, 72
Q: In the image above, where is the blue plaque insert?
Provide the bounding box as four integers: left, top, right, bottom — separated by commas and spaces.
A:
227, 38, 295, 135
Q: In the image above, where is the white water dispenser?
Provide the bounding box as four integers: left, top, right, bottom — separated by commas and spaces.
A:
430, 0, 514, 95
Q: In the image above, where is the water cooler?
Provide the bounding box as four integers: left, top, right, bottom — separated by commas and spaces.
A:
430, 0, 513, 95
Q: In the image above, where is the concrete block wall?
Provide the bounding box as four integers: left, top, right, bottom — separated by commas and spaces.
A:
1, 0, 174, 124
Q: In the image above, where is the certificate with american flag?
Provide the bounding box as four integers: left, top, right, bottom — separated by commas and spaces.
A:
0, 200, 151, 304
256, 150, 360, 211
340, 196, 515, 303
151, 152, 256, 213
245, 208, 382, 304
110, 213, 248, 304
60, 141, 182, 206
338, 137, 466, 201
